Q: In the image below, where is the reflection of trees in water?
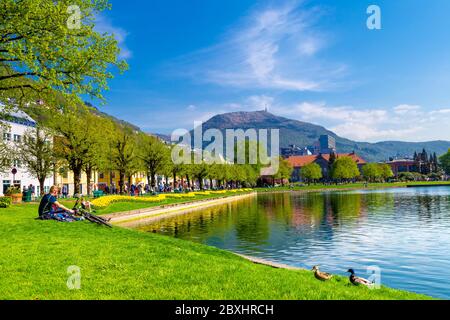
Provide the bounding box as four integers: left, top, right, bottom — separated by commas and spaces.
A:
413, 194, 450, 222
257, 193, 293, 226
328, 193, 362, 223
234, 200, 270, 247
141, 197, 271, 246
290, 192, 364, 227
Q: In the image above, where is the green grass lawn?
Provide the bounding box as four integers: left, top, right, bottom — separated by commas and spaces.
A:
256, 181, 450, 193
0, 203, 431, 300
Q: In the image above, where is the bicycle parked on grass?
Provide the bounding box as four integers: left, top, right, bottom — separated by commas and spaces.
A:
72, 196, 113, 228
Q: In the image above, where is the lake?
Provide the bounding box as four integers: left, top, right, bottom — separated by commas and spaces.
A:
138, 187, 450, 299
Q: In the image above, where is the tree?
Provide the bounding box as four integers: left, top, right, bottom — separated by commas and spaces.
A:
439, 149, 450, 175
361, 163, 381, 182
190, 161, 209, 190
138, 134, 168, 188
379, 163, 394, 181
300, 163, 322, 184
15, 126, 54, 196
82, 117, 113, 195
110, 125, 139, 194
46, 106, 101, 195
271, 157, 293, 186
331, 156, 360, 182
0, 0, 127, 108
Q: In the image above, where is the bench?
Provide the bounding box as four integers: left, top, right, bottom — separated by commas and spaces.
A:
93, 190, 104, 198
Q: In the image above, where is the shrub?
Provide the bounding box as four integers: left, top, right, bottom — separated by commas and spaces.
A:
0, 196, 12, 208
5, 186, 21, 195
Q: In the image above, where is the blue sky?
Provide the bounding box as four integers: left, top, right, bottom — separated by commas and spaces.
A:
91, 0, 450, 142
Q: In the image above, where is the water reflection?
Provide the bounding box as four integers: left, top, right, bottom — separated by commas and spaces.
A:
139, 187, 450, 299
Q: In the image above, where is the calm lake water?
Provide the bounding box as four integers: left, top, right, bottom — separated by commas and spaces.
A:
139, 187, 450, 299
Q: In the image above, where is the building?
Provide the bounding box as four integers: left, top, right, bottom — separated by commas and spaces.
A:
281, 145, 313, 157
287, 152, 366, 182
385, 159, 418, 176
0, 109, 53, 196
318, 135, 336, 154
53, 167, 98, 196
386, 149, 439, 176
97, 171, 149, 192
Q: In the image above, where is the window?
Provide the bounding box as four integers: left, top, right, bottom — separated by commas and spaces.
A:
13, 134, 21, 143
13, 160, 21, 168
2, 180, 11, 194
99, 173, 105, 179
3, 133, 11, 141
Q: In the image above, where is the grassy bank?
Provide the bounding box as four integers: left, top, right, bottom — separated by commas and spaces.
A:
256, 181, 450, 193
0, 204, 431, 300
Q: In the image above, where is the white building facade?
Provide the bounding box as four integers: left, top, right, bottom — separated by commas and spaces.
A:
0, 110, 53, 196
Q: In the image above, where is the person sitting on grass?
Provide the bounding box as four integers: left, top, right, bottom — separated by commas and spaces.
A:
37, 186, 76, 222
80, 197, 93, 212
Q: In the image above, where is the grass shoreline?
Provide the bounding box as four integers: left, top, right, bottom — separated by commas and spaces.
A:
0, 203, 432, 300
1, 183, 443, 300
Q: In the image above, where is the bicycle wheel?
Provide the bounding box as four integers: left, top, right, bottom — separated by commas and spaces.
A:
88, 214, 113, 228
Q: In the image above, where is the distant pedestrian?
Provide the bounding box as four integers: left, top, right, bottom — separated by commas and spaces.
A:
62, 185, 68, 198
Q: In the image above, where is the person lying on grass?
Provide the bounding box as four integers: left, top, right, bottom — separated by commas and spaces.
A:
37, 185, 77, 222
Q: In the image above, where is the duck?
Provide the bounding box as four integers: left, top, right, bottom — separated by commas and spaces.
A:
347, 269, 374, 287
311, 265, 333, 281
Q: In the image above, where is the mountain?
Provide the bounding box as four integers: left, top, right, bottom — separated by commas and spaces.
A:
192, 110, 450, 162
86, 102, 141, 132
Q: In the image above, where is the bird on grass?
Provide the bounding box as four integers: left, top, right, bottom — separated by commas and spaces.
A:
311, 265, 333, 281
347, 269, 374, 287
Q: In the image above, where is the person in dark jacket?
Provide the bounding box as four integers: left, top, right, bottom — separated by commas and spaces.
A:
38, 186, 75, 221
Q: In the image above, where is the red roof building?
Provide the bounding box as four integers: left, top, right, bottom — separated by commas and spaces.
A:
286, 152, 367, 181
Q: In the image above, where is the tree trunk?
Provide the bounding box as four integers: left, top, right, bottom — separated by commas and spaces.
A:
119, 171, 125, 194
86, 167, 92, 196
73, 166, 82, 196
150, 170, 156, 188
147, 172, 151, 187
173, 171, 177, 189
38, 177, 45, 197
186, 175, 191, 188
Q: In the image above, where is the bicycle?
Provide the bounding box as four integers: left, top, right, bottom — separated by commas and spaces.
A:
72, 198, 113, 228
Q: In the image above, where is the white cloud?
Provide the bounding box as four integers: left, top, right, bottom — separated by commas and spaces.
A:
271, 102, 450, 142
394, 104, 421, 115
246, 95, 274, 109
95, 15, 132, 59
170, 1, 344, 92
187, 105, 197, 111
